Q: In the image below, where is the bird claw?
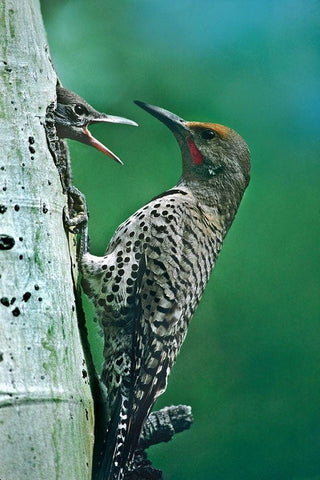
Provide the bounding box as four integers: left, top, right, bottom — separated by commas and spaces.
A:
64, 186, 89, 234
63, 207, 88, 234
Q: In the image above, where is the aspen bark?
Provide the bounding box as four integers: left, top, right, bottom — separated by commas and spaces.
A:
0, 1, 94, 479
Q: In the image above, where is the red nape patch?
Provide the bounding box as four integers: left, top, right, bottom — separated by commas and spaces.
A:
187, 138, 203, 165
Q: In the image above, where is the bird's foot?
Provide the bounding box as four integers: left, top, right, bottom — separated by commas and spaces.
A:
63, 186, 89, 235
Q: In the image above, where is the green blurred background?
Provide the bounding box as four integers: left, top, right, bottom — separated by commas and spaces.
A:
41, 1, 320, 478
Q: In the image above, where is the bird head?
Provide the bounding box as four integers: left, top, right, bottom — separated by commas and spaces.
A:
54, 86, 138, 165
135, 101, 250, 225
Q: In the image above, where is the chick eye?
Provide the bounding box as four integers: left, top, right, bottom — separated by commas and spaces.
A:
74, 104, 88, 115
201, 129, 216, 140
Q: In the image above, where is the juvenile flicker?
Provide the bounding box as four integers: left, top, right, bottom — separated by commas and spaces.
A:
54, 86, 137, 165
80, 101, 250, 480
51, 86, 137, 230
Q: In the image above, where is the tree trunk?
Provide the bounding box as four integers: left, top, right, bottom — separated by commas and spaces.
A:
0, 1, 94, 479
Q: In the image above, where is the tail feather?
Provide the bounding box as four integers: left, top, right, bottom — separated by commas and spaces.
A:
119, 362, 170, 477
95, 388, 155, 480
95, 389, 129, 480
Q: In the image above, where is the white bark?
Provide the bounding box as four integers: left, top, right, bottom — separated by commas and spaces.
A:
0, 1, 94, 479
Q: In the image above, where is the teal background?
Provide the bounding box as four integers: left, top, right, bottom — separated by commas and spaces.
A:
42, 1, 320, 479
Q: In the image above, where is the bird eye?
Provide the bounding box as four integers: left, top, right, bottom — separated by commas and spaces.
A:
201, 129, 216, 140
74, 104, 87, 115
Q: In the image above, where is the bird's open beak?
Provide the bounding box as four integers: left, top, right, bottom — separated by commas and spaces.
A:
134, 101, 188, 134
82, 126, 124, 165
83, 115, 138, 165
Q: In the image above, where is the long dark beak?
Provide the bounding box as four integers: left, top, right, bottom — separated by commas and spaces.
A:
83, 115, 138, 165
134, 101, 188, 134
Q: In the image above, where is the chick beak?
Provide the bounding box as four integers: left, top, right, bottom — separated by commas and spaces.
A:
83, 114, 138, 165
82, 125, 125, 164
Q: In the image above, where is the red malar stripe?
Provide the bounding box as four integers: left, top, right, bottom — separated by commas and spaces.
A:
187, 138, 203, 165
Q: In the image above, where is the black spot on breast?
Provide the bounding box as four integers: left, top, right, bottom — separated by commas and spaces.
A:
151, 210, 160, 217
154, 225, 167, 234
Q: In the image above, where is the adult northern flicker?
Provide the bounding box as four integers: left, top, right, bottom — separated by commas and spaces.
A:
80, 101, 250, 480
54, 86, 137, 165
